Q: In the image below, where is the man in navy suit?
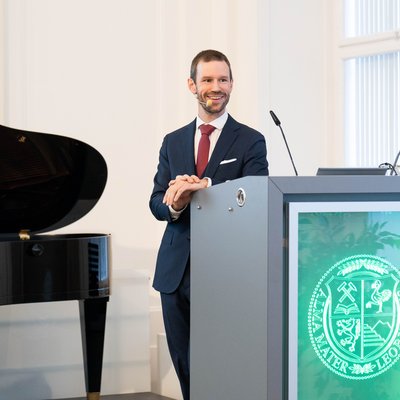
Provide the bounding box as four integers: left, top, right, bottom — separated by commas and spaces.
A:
150, 49, 269, 400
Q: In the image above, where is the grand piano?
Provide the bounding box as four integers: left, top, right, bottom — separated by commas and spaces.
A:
0, 124, 111, 400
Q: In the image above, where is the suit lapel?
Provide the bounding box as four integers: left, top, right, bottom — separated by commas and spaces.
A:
182, 119, 197, 175
203, 115, 239, 178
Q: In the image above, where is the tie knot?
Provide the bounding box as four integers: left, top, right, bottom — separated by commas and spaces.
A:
199, 124, 215, 136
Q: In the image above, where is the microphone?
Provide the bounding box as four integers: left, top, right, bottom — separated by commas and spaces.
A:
195, 93, 212, 108
199, 99, 213, 108
269, 110, 298, 176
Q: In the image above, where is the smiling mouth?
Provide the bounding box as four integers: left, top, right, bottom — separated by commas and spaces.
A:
206, 95, 224, 103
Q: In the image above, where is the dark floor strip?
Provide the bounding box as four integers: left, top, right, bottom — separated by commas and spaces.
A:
57, 393, 175, 400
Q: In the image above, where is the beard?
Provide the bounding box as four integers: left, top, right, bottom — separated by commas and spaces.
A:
199, 92, 230, 114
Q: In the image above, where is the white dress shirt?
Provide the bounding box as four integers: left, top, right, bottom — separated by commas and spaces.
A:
194, 112, 229, 163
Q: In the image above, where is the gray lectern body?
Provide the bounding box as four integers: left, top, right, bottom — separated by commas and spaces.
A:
191, 176, 400, 400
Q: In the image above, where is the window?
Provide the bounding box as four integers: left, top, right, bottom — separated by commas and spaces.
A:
344, 0, 400, 38
342, 0, 400, 169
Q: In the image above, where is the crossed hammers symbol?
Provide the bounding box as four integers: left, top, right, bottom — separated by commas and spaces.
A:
338, 282, 357, 302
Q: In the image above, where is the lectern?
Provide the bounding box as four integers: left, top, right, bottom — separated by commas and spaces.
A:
191, 176, 400, 400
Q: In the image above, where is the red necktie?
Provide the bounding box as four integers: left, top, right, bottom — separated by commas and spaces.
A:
196, 124, 215, 176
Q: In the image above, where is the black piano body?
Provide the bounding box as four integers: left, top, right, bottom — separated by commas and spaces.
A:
0, 124, 111, 400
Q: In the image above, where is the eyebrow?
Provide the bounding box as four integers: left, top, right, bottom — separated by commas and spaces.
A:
201, 75, 230, 80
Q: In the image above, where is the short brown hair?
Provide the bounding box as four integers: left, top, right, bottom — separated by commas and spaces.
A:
190, 49, 233, 82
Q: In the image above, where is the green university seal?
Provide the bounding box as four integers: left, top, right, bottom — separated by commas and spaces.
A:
308, 254, 400, 379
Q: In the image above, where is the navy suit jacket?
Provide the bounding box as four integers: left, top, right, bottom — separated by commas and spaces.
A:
150, 114, 269, 293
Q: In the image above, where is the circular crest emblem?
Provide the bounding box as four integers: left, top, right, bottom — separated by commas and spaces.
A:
308, 254, 400, 379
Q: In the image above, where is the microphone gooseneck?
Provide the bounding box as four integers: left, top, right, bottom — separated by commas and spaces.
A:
391, 149, 400, 175
269, 109, 298, 176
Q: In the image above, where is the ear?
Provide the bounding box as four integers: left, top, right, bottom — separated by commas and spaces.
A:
187, 78, 197, 94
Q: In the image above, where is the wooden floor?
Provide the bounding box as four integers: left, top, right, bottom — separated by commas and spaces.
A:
58, 393, 175, 400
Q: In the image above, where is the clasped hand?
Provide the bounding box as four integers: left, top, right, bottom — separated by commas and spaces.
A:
163, 174, 208, 211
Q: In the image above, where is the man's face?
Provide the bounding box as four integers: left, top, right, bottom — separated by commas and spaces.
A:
188, 60, 233, 119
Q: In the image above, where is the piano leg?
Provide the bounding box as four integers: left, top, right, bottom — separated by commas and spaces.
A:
79, 297, 109, 400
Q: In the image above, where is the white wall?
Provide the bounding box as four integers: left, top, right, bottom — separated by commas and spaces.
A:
268, 0, 330, 175
0, 0, 333, 398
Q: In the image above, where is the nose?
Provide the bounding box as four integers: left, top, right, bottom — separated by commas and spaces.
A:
211, 79, 221, 91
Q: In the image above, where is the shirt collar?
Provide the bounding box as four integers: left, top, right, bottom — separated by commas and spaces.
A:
196, 112, 229, 131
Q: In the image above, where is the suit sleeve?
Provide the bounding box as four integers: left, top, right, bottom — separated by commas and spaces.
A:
149, 136, 174, 223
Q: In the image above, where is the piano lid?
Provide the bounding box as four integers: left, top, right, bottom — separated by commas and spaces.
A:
0, 124, 108, 236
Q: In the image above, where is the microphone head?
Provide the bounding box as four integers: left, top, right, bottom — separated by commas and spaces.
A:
196, 95, 213, 108
269, 110, 281, 126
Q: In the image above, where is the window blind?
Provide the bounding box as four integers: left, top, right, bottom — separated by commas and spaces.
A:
344, 0, 400, 37
343, 0, 400, 168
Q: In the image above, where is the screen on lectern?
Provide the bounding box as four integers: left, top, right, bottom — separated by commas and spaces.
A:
316, 167, 388, 175
288, 202, 400, 400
